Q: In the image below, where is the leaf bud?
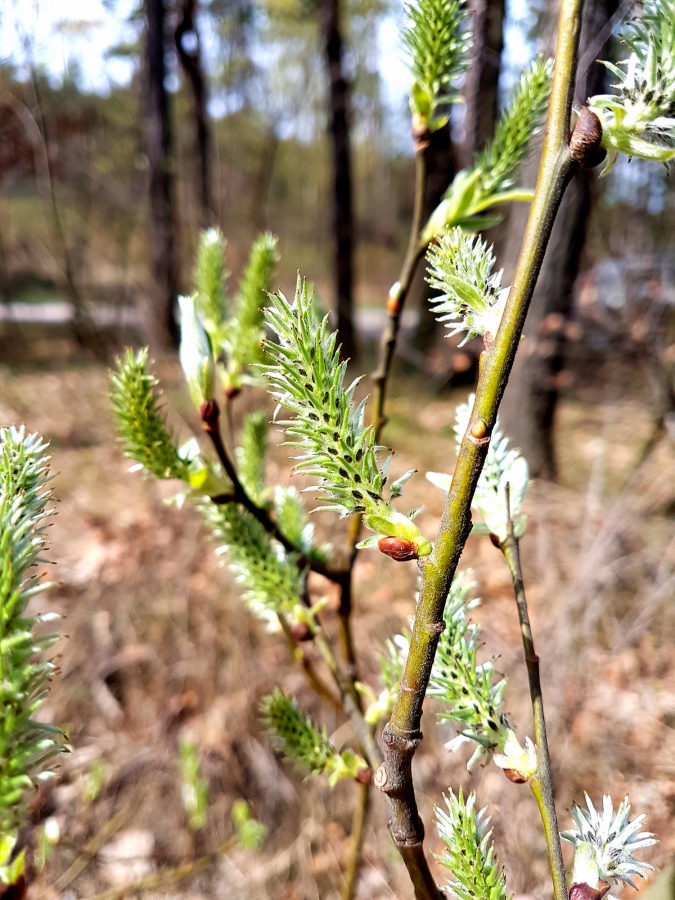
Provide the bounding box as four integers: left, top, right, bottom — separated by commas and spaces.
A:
569, 109, 605, 168
378, 536, 419, 561
179, 295, 216, 409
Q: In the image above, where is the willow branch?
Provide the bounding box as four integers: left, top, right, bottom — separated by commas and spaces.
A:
372, 145, 428, 440
501, 487, 568, 900
341, 782, 371, 900
201, 399, 346, 583
375, 0, 588, 894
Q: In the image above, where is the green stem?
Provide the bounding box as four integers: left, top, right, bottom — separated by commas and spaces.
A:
501, 495, 568, 900
372, 146, 427, 441
376, 0, 585, 892
341, 782, 370, 900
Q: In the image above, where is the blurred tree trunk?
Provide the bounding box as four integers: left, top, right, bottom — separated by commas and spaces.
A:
317, 0, 356, 360
144, 0, 179, 348
499, 0, 618, 478
461, 0, 506, 164
175, 0, 215, 229
414, 124, 457, 352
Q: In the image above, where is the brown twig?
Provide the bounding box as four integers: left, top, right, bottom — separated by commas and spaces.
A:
201, 399, 346, 584
501, 485, 568, 900
372, 146, 428, 441
341, 782, 371, 900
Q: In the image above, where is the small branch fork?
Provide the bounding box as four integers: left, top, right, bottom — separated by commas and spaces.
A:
201, 398, 378, 898
501, 485, 568, 900
375, 0, 600, 892
200, 399, 346, 584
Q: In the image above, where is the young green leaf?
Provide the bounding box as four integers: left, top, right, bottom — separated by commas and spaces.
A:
427, 575, 511, 767
195, 227, 228, 339
203, 501, 303, 630
436, 789, 507, 900
261, 689, 367, 786
236, 410, 268, 504
421, 56, 552, 241
561, 794, 656, 889
589, 0, 675, 172
110, 348, 190, 481
262, 277, 431, 556
179, 295, 217, 409
403, 0, 471, 132
0, 427, 66, 835
224, 232, 279, 390
426, 227, 508, 344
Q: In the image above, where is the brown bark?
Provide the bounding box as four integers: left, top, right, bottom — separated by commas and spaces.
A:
499, 0, 618, 478
144, 0, 179, 348
317, 0, 356, 361
175, 0, 215, 229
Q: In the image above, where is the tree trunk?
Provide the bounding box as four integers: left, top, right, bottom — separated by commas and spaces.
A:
499, 0, 618, 478
144, 0, 179, 348
175, 0, 215, 229
317, 0, 356, 361
461, 0, 506, 165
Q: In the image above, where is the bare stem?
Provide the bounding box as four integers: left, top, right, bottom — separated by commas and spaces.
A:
341, 782, 371, 900
376, 0, 586, 892
501, 488, 568, 900
372, 146, 428, 440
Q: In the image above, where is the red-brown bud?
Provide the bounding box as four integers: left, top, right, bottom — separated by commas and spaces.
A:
502, 768, 527, 784
200, 399, 220, 429
223, 385, 241, 401
378, 536, 419, 562
570, 883, 610, 900
355, 767, 373, 785
387, 293, 401, 316
289, 621, 313, 643
0, 875, 26, 900
569, 108, 606, 168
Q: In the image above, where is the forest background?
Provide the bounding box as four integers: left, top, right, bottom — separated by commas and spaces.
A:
1, 0, 675, 896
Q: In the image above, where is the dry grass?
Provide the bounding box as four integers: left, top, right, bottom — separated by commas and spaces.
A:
4, 355, 673, 900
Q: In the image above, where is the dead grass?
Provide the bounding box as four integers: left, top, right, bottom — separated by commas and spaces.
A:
3, 357, 673, 900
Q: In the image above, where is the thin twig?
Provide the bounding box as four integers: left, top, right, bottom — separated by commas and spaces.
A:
376, 0, 589, 892
201, 400, 346, 583
341, 782, 371, 900
372, 146, 428, 441
278, 614, 342, 709
501, 484, 568, 900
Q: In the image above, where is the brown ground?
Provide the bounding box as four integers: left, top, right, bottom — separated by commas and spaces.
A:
6, 352, 674, 900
